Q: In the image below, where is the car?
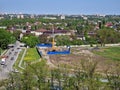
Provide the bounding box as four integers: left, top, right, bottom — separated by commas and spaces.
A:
12, 49, 14, 51
1, 61, 5, 65
17, 47, 20, 49
1, 58, 6, 65
10, 57, 14, 60
14, 52, 18, 55
9, 52, 11, 55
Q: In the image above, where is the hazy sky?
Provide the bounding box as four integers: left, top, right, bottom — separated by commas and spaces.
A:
0, 0, 120, 15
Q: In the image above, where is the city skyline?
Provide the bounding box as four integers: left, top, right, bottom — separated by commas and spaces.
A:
0, 0, 120, 15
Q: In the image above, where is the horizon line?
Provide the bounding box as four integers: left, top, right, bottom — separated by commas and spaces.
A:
0, 12, 120, 16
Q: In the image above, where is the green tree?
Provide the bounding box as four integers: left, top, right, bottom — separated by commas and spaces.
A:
21, 35, 40, 47
13, 30, 21, 40
0, 29, 16, 49
28, 60, 49, 90
97, 28, 120, 46
51, 66, 62, 89
76, 25, 84, 35
39, 34, 48, 43
55, 35, 70, 46
105, 62, 120, 90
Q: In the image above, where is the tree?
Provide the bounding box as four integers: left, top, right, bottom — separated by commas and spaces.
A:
28, 60, 49, 90
21, 35, 40, 47
51, 66, 62, 89
76, 58, 103, 90
86, 37, 97, 46
0, 72, 23, 90
97, 28, 120, 46
55, 35, 70, 46
76, 25, 84, 35
0, 29, 16, 49
39, 34, 48, 43
13, 30, 21, 40
105, 62, 120, 90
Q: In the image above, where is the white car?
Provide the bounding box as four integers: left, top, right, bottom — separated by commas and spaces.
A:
1, 58, 6, 65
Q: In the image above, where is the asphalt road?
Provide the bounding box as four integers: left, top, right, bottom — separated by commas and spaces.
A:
0, 41, 21, 80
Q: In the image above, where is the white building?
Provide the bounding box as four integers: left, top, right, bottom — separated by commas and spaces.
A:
17, 14, 24, 19
30, 14, 35, 18
0, 16, 4, 20
60, 15, 65, 20
43, 16, 57, 20
17, 15, 20, 19
34, 29, 47, 36
20, 14, 24, 19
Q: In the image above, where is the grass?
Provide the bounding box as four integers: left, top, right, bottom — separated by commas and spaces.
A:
0, 49, 7, 56
0, 49, 3, 55
13, 47, 41, 71
23, 48, 40, 63
13, 48, 25, 71
93, 46, 120, 61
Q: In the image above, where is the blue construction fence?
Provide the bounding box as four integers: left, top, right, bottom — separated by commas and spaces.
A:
36, 43, 70, 55
36, 43, 52, 48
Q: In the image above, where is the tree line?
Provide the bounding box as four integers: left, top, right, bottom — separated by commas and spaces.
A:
0, 59, 120, 90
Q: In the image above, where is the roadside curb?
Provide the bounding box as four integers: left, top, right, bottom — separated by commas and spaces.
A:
18, 48, 27, 69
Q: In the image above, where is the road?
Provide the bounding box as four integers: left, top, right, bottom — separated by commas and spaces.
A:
0, 41, 21, 80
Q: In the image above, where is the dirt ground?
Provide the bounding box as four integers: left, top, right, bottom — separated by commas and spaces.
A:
49, 47, 118, 72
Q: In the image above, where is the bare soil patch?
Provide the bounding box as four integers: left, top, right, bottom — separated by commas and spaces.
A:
49, 47, 117, 72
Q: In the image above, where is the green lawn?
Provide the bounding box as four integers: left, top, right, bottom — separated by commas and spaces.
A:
13, 48, 41, 71
93, 46, 120, 61
13, 48, 25, 71
24, 48, 40, 62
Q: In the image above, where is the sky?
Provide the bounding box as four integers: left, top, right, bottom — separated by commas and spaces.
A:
0, 0, 120, 15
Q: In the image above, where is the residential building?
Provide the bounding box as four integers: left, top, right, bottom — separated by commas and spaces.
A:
60, 15, 65, 20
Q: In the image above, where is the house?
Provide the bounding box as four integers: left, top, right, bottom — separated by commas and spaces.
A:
35, 29, 47, 36
76, 31, 96, 40
43, 30, 71, 36
105, 22, 113, 28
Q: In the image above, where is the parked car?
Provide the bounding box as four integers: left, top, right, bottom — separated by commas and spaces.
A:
12, 49, 14, 51
9, 52, 11, 55
10, 57, 14, 60
1, 58, 6, 65
14, 52, 18, 55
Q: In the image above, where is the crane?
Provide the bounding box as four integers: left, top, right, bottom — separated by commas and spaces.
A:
49, 26, 59, 51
